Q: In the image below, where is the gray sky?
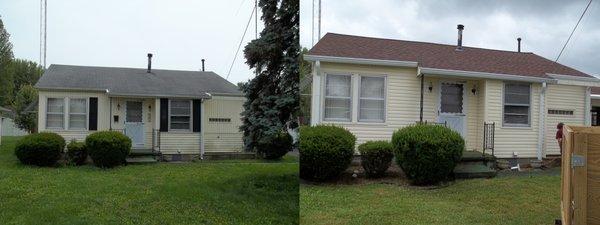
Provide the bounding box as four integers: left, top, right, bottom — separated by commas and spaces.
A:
300, 0, 600, 77
0, 0, 262, 84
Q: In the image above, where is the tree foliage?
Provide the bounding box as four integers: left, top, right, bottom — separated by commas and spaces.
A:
240, 0, 299, 151
13, 85, 38, 133
299, 47, 311, 125
0, 16, 14, 107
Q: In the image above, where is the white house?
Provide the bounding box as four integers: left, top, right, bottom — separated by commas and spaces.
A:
305, 27, 600, 160
34, 54, 245, 159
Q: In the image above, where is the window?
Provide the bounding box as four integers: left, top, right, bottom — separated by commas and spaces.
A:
324, 74, 352, 121
46, 98, 65, 129
69, 98, 87, 129
209, 118, 231, 122
440, 83, 464, 113
359, 76, 385, 122
169, 100, 191, 130
548, 109, 574, 116
503, 82, 531, 126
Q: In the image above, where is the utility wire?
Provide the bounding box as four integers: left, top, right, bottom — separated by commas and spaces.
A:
554, 0, 593, 63
226, 4, 256, 80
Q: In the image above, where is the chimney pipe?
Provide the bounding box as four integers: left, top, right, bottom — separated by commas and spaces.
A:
201, 59, 205, 72
147, 53, 153, 73
517, 37, 522, 52
457, 24, 464, 50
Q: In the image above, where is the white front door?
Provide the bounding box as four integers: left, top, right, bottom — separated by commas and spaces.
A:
125, 101, 144, 148
438, 82, 467, 137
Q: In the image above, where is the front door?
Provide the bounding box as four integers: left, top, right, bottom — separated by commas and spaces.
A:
125, 101, 144, 148
438, 82, 466, 137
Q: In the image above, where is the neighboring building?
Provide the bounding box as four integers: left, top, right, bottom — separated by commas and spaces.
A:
1, 117, 29, 136
0, 106, 10, 145
305, 27, 600, 160
591, 87, 600, 126
34, 56, 245, 159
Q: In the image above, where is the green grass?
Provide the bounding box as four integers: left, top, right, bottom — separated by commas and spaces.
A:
0, 137, 299, 225
301, 173, 560, 225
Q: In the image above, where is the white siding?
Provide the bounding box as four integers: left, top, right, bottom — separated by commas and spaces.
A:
159, 132, 201, 154
544, 84, 586, 155
110, 98, 155, 149
202, 96, 244, 152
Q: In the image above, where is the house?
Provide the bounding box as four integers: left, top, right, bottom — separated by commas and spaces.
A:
34, 54, 245, 160
0, 106, 10, 145
305, 26, 600, 160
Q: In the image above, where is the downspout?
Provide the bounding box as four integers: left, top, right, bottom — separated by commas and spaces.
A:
109, 97, 112, 130
419, 73, 424, 123
585, 87, 591, 126
537, 82, 547, 160
200, 98, 205, 160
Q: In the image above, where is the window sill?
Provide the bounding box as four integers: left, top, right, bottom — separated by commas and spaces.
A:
322, 121, 388, 126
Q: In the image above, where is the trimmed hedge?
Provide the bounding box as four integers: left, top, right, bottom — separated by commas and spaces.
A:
299, 125, 356, 181
256, 131, 293, 160
392, 124, 464, 185
358, 141, 394, 178
14, 132, 65, 166
66, 140, 88, 166
86, 131, 132, 168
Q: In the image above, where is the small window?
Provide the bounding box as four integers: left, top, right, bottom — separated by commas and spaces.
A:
209, 118, 231, 122
46, 98, 65, 129
503, 82, 531, 126
324, 74, 352, 121
440, 83, 464, 113
69, 98, 87, 130
169, 100, 191, 131
359, 76, 385, 122
548, 109, 574, 116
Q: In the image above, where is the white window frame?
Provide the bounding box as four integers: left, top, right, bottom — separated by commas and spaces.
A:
46, 97, 65, 130
358, 75, 386, 123
168, 99, 193, 132
502, 82, 532, 127
68, 98, 88, 130
323, 74, 353, 122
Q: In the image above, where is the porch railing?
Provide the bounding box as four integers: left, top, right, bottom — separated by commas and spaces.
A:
415, 120, 447, 127
483, 122, 495, 156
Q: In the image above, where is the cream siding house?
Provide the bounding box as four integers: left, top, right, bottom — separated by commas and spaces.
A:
35, 58, 244, 159
306, 31, 600, 160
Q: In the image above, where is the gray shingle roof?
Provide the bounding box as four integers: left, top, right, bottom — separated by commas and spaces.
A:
35, 64, 242, 98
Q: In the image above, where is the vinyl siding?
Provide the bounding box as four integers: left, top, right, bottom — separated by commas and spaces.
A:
202, 96, 244, 152
483, 80, 541, 158
159, 132, 200, 154
544, 84, 586, 155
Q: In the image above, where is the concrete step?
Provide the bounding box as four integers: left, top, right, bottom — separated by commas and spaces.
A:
454, 163, 497, 179
126, 156, 158, 164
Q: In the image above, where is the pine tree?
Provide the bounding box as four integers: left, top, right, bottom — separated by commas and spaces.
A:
240, 0, 299, 152
0, 16, 15, 107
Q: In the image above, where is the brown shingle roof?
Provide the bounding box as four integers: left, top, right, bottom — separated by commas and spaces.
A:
308, 33, 592, 79
592, 87, 600, 95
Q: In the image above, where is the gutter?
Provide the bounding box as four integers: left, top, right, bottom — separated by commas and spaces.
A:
303, 55, 419, 68
420, 67, 554, 83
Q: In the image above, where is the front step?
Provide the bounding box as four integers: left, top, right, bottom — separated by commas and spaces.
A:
454, 151, 497, 179
126, 155, 158, 164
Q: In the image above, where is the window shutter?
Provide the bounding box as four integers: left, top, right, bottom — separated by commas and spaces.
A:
88, 97, 98, 130
160, 98, 168, 132
192, 100, 201, 132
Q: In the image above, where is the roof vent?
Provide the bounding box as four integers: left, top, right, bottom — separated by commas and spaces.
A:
456, 24, 464, 50
517, 37, 522, 52
147, 53, 153, 73
201, 59, 205, 72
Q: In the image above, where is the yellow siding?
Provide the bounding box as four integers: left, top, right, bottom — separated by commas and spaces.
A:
159, 132, 200, 154
544, 84, 586, 155
202, 96, 244, 152
483, 80, 541, 158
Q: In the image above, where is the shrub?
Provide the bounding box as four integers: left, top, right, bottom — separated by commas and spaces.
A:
392, 124, 464, 185
85, 131, 132, 168
358, 141, 394, 178
256, 131, 293, 160
299, 125, 356, 181
66, 140, 87, 166
14, 132, 65, 166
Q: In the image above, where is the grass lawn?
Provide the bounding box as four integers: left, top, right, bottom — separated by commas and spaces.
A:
301, 171, 560, 225
0, 137, 298, 225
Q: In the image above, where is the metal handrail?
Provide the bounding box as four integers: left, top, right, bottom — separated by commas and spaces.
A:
483, 122, 495, 157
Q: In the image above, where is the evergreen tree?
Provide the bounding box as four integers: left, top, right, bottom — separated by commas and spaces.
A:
0, 16, 14, 106
240, 0, 299, 152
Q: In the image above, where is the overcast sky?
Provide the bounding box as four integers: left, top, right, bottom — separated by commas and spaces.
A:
0, 0, 262, 84
300, 0, 600, 77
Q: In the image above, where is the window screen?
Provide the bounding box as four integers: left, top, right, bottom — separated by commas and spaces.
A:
503, 82, 530, 126
126, 101, 143, 123
359, 76, 385, 122
440, 83, 463, 113
69, 98, 87, 129
170, 100, 191, 130
46, 98, 64, 129
324, 75, 352, 121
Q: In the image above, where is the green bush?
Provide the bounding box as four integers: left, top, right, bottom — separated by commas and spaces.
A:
358, 141, 394, 178
85, 131, 131, 168
392, 124, 464, 185
66, 140, 87, 166
256, 131, 293, 160
14, 132, 65, 166
299, 125, 356, 181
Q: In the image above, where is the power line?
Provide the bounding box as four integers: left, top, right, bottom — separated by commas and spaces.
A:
555, 0, 593, 63
226, 4, 256, 80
